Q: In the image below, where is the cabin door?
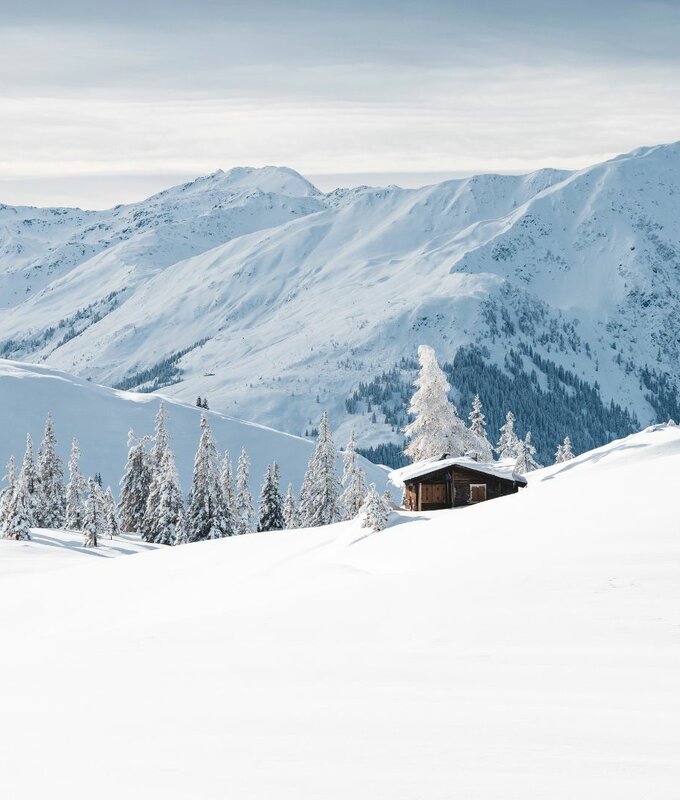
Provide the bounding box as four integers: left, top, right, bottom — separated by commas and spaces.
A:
420, 482, 448, 507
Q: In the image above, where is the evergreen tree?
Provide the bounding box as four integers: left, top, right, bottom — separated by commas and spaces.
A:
467, 394, 494, 462
0, 455, 17, 532
555, 435, 575, 463
1, 469, 32, 541
340, 430, 367, 520
18, 434, 37, 526
234, 447, 254, 535
404, 345, 469, 461
65, 438, 87, 530
173, 508, 188, 546
196, 396, 203, 408
299, 411, 341, 527
515, 432, 541, 474
220, 451, 237, 535
283, 483, 299, 529
143, 403, 177, 542
82, 478, 105, 547
35, 412, 66, 528
360, 484, 390, 532
257, 463, 285, 531
185, 414, 229, 542
118, 431, 152, 533
153, 446, 185, 545
103, 487, 119, 539
495, 410, 521, 460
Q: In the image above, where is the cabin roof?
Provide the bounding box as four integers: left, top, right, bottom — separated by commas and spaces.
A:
389, 455, 528, 489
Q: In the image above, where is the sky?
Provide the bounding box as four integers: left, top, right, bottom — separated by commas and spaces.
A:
1, 0, 680, 208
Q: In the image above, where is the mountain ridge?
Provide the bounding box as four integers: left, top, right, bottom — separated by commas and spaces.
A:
2, 145, 680, 461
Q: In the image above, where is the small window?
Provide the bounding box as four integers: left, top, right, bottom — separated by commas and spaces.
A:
469, 483, 487, 503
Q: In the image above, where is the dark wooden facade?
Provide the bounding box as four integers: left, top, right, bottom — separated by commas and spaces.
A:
403, 464, 525, 511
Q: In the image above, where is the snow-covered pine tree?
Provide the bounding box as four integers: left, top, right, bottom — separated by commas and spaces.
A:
173, 507, 188, 546
298, 411, 341, 527
257, 463, 285, 532
403, 345, 469, 461
82, 478, 105, 547
555, 435, 575, 463
360, 483, 390, 532
220, 451, 236, 535
340, 430, 367, 520
153, 446, 185, 545
103, 487, 119, 539
35, 412, 66, 528
185, 414, 229, 542
515, 432, 541, 474
234, 447, 254, 535
118, 431, 152, 533
65, 437, 87, 530
143, 403, 180, 542
495, 411, 521, 460
0, 455, 17, 531
467, 394, 494, 462
1, 469, 32, 541
18, 434, 37, 526
283, 483, 299, 529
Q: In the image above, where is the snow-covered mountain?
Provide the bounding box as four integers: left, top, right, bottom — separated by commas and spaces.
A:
2, 145, 680, 461
2, 423, 680, 798
0, 359, 388, 499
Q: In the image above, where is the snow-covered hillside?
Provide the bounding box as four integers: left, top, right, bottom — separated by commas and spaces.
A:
2, 145, 680, 459
2, 424, 679, 799
0, 359, 388, 498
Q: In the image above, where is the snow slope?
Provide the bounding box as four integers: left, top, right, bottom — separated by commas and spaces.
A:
0, 528, 160, 576
0, 359, 387, 498
1, 425, 679, 799
2, 145, 680, 454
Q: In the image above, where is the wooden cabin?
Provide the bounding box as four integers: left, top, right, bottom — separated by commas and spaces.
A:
390, 456, 526, 512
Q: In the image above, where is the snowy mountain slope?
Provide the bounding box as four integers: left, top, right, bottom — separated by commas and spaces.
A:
0, 165, 323, 321
1, 424, 679, 799
0, 359, 388, 499
2, 145, 680, 459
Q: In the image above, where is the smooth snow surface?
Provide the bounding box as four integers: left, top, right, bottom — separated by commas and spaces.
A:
1, 425, 679, 798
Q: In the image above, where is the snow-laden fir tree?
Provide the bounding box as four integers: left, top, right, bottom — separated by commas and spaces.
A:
153, 446, 185, 545
118, 431, 152, 533
185, 414, 230, 542
220, 451, 236, 536
234, 447, 254, 535
257, 463, 285, 532
18, 434, 38, 526
495, 411, 522, 460
403, 345, 470, 461
515, 432, 541, 474
173, 507, 188, 546
0, 455, 17, 532
554, 435, 575, 463
82, 478, 106, 547
467, 394, 494, 462
35, 412, 66, 529
283, 483, 299, 529
340, 430, 367, 520
65, 437, 87, 530
299, 411, 341, 527
360, 483, 390, 532
143, 403, 183, 543
103, 487, 119, 539
1, 469, 32, 541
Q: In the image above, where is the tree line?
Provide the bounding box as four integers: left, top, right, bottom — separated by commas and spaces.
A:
0, 406, 390, 546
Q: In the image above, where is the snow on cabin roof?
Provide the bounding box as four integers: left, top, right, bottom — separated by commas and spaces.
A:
389, 455, 527, 489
